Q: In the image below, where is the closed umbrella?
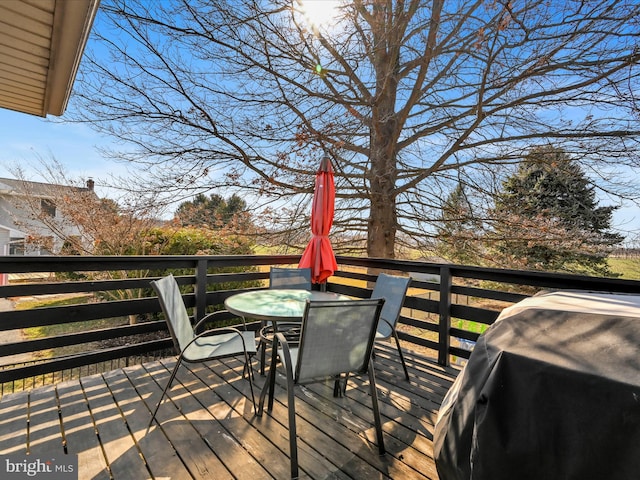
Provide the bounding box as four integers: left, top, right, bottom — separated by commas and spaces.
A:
298, 156, 338, 284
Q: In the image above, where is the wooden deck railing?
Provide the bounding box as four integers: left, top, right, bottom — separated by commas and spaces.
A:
1, 254, 639, 395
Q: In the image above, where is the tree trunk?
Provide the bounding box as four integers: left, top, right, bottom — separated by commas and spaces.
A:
367, 147, 397, 258
367, 98, 399, 257
367, 8, 400, 260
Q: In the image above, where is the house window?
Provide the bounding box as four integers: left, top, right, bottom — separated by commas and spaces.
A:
41, 199, 56, 217
9, 240, 25, 255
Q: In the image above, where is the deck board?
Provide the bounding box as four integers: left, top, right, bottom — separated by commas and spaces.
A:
81, 373, 153, 479
0, 390, 28, 454
0, 344, 458, 479
26, 384, 65, 455
131, 360, 235, 480
102, 368, 193, 480
57, 378, 114, 480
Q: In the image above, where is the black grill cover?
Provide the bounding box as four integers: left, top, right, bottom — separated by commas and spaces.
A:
434, 291, 640, 480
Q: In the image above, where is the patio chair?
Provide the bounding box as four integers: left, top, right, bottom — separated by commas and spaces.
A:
258, 266, 312, 374
148, 274, 257, 428
257, 298, 386, 479
371, 273, 412, 380
269, 266, 312, 290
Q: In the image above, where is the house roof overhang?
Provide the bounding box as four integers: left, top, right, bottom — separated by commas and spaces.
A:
0, 222, 26, 239
0, 0, 100, 117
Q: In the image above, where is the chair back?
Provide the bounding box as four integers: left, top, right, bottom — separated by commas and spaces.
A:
371, 273, 411, 337
269, 267, 312, 290
150, 274, 194, 353
294, 299, 384, 383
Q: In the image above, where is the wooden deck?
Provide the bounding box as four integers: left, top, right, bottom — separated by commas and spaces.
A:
0, 344, 459, 479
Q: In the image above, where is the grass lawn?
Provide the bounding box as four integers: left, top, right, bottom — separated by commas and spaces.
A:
16, 294, 128, 358
608, 257, 640, 279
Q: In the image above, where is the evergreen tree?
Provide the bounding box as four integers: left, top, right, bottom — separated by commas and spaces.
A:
174, 193, 250, 229
491, 146, 623, 275
436, 184, 485, 265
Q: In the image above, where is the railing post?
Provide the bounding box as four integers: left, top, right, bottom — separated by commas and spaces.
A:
195, 259, 208, 323
438, 266, 452, 366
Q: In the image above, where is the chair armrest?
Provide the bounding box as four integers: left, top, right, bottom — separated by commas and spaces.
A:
194, 310, 247, 334
274, 331, 291, 350
184, 326, 254, 353
273, 331, 296, 381
376, 318, 394, 338
270, 331, 296, 362
379, 318, 393, 329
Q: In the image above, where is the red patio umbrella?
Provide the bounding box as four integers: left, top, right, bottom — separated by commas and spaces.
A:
298, 156, 338, 284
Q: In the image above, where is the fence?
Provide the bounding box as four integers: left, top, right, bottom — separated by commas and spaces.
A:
1, 254, 640, 395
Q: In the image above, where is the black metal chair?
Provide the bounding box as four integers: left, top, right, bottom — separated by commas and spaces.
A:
371, 273, 412, 380
257, 298, 386, 479
148, 274, 257, 428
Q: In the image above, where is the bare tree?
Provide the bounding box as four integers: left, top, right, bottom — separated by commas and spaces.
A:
71, 0, 640, 258
8, 159, 161, 256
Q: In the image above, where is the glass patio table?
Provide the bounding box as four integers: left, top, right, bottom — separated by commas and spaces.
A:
225, 289, 352, 377
224, 289, 350, 323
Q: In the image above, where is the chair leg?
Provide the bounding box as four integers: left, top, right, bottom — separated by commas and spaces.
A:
148, 358, 182, 429
257, 334, 299, 478
243, 351, 256, 414
333, 375, 343, 397
243, 352, 256, 382
393, 330, 410, 381
367, 359, 386, 455
282, 347, 299, 479
287, 385, 299, 479
333, 373, 349, 397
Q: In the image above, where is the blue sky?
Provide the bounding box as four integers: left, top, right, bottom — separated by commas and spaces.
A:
1, 0, 639, 243
0, 108, 124, 192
